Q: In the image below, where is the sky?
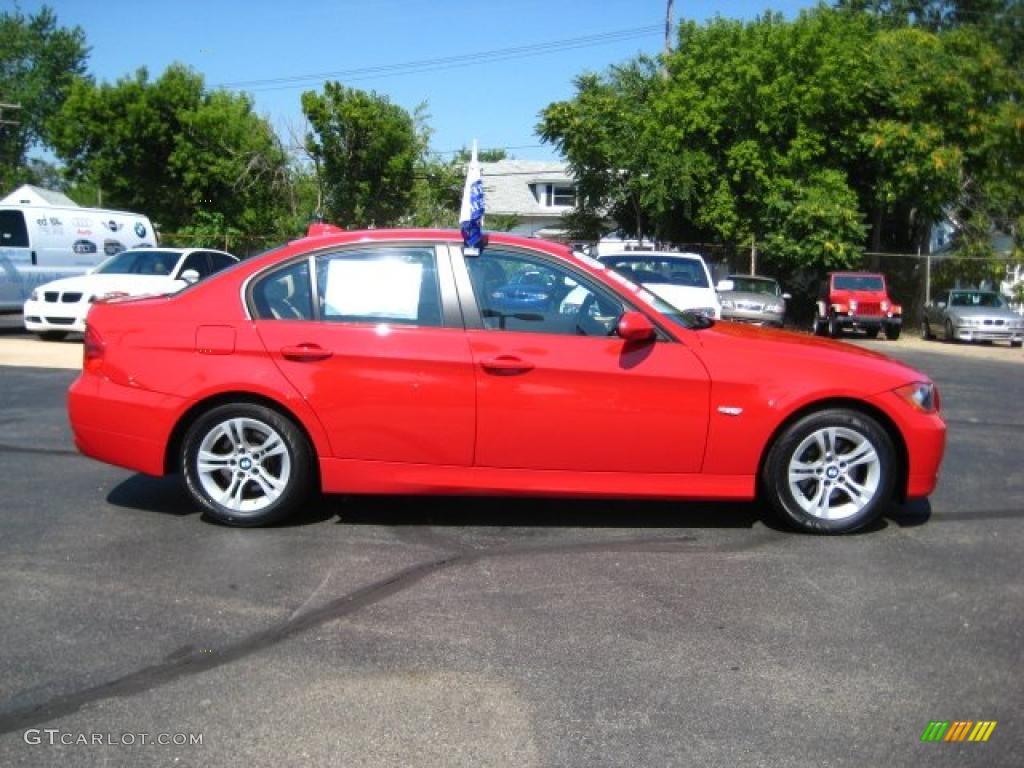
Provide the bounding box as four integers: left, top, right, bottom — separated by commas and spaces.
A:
26, 0, 819, 161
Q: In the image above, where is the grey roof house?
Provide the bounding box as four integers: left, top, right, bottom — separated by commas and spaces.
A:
480, 160, 579, 239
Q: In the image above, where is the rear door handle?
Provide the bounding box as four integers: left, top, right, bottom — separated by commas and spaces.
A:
281, 344, 332, 362
480, 355, 534, 374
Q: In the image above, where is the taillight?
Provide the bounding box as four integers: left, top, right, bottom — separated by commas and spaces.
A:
83, 325, 105, 373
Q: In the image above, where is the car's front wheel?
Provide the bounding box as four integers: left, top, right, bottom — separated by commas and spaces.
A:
181, 403, 315, 527
762, 408, 896, 534
884, 324, 901, 341
827, 315, 842, 338
921, 319, 934, 340
36, 331, 68, 341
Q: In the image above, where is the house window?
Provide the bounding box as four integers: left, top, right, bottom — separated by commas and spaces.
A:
545, 184, 576, 208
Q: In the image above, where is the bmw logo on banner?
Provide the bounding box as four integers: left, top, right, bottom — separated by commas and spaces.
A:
134, 222, 147, 238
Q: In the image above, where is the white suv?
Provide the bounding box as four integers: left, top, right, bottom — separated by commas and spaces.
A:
598, 252, 721, 319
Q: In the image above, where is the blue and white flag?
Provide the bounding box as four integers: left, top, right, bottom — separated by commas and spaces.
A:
459, 140, 485, 248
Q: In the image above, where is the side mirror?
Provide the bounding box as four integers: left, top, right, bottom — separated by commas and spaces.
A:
180, 269, 200, 284
616, 311, 656, 342
716, 279, 735, 292
782, 292, 792, 300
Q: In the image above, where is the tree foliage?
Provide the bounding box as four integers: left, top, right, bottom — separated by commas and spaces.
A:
50, 65, 291, 241
301, 83, 418, 228
539, 6, 1023, 272
0, 5, 88, 190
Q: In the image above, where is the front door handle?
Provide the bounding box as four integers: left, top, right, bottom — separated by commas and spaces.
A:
480, 355, 535, 374
281, 344, 332, 362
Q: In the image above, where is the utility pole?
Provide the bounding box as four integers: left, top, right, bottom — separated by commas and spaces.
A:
662, 0, 675, 77
750, 234, 757, 275
665, 0, 675, 56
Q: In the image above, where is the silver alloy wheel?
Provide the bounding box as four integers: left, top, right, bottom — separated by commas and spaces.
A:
786, 426, 882, 521
195, 417, 292, 515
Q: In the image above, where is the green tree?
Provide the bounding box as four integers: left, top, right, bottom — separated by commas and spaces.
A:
0, 5, 88, 190
50, 65, 291, 244
301, 83, 418, 228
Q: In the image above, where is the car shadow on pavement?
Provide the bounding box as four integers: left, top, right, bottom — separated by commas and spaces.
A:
336, 495, 765, 530
106, 473, 931, 533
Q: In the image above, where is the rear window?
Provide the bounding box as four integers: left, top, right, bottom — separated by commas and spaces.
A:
0, 210, 29, 248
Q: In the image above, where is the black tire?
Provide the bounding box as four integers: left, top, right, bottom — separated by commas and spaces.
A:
944, 319, 956, 343
1011, 340, 1022, 349
761, 408, 896, 534
828, 315, 842, 338
864, 327, 879, 340
181, 403, 315, 527
884, 324, 901, 341
811, 312, 827, 337
921, 320, 934, 340
36, 331, 68, 341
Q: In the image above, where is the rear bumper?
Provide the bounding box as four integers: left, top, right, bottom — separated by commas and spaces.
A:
68, 373, 186, 476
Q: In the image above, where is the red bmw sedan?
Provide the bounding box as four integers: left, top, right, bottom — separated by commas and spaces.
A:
68, 228, 946, 533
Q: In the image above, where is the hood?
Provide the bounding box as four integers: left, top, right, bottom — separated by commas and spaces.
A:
947, 305, 1019, 320
37, 273, 184, 299
693, 321, 927, 392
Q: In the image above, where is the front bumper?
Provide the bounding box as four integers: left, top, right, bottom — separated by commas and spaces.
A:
952, 326, 1023, 344
835, 313, 901, 331
23, 297, 88, 334
868, 390, 946, 499
721, 308, 784, 327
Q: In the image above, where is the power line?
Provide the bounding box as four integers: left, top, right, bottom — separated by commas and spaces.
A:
213, 25, 662, 93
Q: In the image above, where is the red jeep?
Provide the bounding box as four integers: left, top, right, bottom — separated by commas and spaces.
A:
813, 272, 902, 340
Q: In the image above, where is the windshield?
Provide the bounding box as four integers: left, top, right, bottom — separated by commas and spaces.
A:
833, 275, 884, 291
728, 276, 779, 295
96, 249, 180, 276
602, 257, 710, 288
949, 291, 1006, 308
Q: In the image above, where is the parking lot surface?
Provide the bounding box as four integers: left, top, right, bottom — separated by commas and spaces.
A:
0, 322, 1021, 767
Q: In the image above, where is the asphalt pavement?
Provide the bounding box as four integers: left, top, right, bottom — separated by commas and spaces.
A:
0, 326, 1021, 767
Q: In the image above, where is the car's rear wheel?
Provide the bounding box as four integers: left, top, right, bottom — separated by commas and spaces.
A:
181, 403, 314, 527
944, 319, 956, 342
36, 331, 68, 341
762, 408, 896, 534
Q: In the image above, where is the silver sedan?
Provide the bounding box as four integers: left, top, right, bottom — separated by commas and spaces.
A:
922, 290, 1024, 347
716, 275, 789, 327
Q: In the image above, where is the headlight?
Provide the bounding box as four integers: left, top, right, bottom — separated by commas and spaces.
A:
894, 381, 939, 413
764, 302, 783, 313
30, 288, 40, 301
881, 300, 890, 311
849, 299, 859, 312
720, 298, 734, 309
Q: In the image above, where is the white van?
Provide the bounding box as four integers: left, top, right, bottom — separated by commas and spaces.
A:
598, 251, 722, 319
0, 204, 157, 311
